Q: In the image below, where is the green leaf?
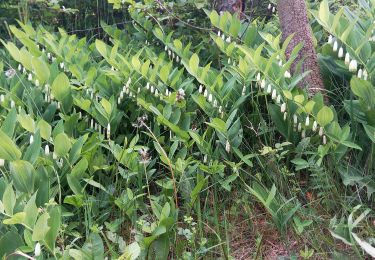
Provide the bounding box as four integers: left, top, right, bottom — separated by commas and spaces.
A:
37, 119, 52, 140
206, 118, 227, 134
32, 57, 50, 85
81, 233, 104, 260
32, 212, 50, 241
17, 113, 36, 133
189, 54, 199, 74
363, 124, 375, 143
1, 108, 17, 137
317, 106, 334, 127
3, 185, 16, 215
119, 242, 141, 260
3, 212, 26, 225
9, 160, 35, 194
44, 206, 61, 251
0, 129, 22, 161
51, 73, 73, 110
54, 133, 72, 157
23, 193, 39, 228
319, 0, 331, 27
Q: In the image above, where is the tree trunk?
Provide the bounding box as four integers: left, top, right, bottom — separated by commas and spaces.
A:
277, 0, 327, 101
216, 0, 243, 14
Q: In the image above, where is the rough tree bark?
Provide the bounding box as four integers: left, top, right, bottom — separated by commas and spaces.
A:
277, 0, 327, 101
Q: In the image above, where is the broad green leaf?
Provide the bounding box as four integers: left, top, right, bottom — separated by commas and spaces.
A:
189, 54, 199, 74
32, 212, 50, 241
0, 129, 22, 161
37, 119, 52, 140
9, 160, 35, 194
54, 133, 72, 157
317, 106, 334, 126
3, 185, 16, 215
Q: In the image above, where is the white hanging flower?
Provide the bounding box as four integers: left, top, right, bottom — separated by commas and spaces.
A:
199, 85, 203, 93
28, 73, 33, 81
47, 52, 51, 59
79, 112, 82, 119
305, 116, 310, 126
176, 89, 185, 102
313, 121, 318, 131
276, 94, 281, 104
293, 114, 298, 125
272, 6, 276, 13
363, 69, 368, 80
319, 126, 324, 136
218, 106, 223, 114
268, 3, 272, 9
242, 85, 246, 96
301, 130, 306, 138
34, 242, 41, 257
260, 79, 266, 89
204, 89, 208, 98
35, 79, 40, 87
42, 48, 45, 53
280, 103, 286, 113
226, 36, 231, 43
30, 135, 34, 144
0, 94, 5, 103
271, 89, 277, 100
146, 82, 150, 90
284, 71, 291, 78
10, 100, 15, 108
117, 97, 121, 104
208, 93, 213, 103
22, 67, 26, 74
168, 49, 171, 57
283, 112, 287, 120
221, 34, 225, 41
90, 119, 94, 128
57, 102, 61, 110
345, 52, 350, 65
333, 41, 338, 52
323, 135, 327, 145
256, 73, 261, 82
338, 47, 344, 58
45, 145, 50, 155
164, 46, 168, 51
53, 152, 58, 160
228, 58, 231, 64
225, 140, 231, 152
155, 89, 159, 97
107, 123, 111, 138
267, 84, 272, 94
349, 59, 358, 72
176, 56, 180, 62
328, 35, 333, 44
357, 69, 363, 79
120, 91, 124, 99
0, 159, 4, 167
60, 62, 64, 69
278, 60, 283, 67
213, 99, 218, 107
150, 85, 154, 94
298, 122, 302, 132
217, 31, 221, 37
18, 64, 22, 71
